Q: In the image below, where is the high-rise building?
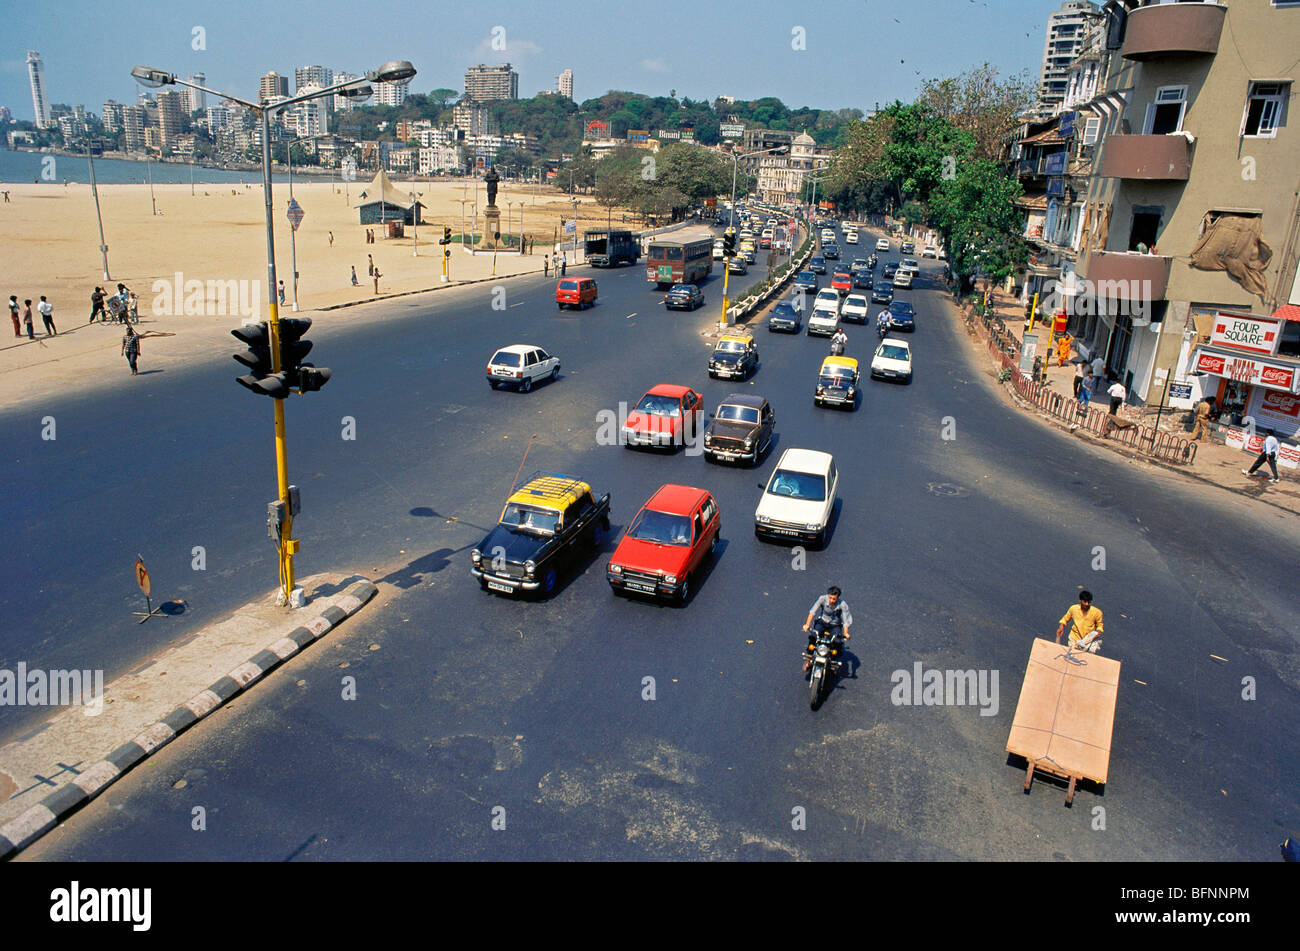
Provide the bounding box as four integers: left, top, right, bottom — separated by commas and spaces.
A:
557, 69, 574, 100
27, 51, 51, 129
295, 66, 333, 96
333, 72, 361, 111
1037, 1, 1099, 112
103, 100, 125, 134
206, 103, 234, 135
464, 64, 518, 102
289, 84, 330, 137
373, 80, 408, 107
185, 74, 207, 113
157, 90, 185, 150
122, 104, 146, 152
453, 99, 500, 136
260, 71, 289, 103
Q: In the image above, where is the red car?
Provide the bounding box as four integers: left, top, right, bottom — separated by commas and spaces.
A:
607, 484, 720, 603
621, 384, 704, 450
831, 271, 852, 296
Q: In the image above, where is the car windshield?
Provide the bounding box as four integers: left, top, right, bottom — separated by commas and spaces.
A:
500, 502, 559, 535
820, 366, 854, 383
626, 508, 692, 546
491, 351, 522, 367
716, 404, 760, 424
889, 303, 913, 316
772, 303, 797, 316
559, 281, 578, 290
846, 297, 867, 308
767, 468, 827, 502
634, 395, 682, 417
879, 345, 910, 361
716, 340, 746, 352
670, 285, 693, 295
797, 272, 814, 281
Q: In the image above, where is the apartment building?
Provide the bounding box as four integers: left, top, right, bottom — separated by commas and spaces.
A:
1037, 1, 1101, 114
464, 64, 519, 102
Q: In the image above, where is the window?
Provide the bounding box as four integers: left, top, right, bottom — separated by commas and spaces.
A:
1241, 82, 1289, 137
1144, 86, 1187, 135
1128, 208, 1162, 252
701, 499, 717, 525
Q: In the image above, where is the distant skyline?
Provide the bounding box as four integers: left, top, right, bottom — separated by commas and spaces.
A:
4, 0, 1059, 123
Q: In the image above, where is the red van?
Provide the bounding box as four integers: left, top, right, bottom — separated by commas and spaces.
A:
556, 277, 598, 310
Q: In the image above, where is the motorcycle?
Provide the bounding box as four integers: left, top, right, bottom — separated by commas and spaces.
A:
829, 336, 845, 356
877, 317, 891, 339
803, 627, 845, 710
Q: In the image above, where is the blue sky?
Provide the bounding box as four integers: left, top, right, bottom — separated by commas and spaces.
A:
5, 0, 1060, 120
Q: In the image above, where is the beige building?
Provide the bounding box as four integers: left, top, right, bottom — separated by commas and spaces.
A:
755, 130, 829, 204
1070, 0, 1300, 430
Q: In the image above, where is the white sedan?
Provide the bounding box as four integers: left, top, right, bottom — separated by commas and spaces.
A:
922, 245, 938, 258
486, 344, 560, 392
840, 293, 870, 324
808, 289, 842, 336
845, 231, 859, 244
870, 338, 912, 383
876, 238, 891, 251
754, 448, 839, 548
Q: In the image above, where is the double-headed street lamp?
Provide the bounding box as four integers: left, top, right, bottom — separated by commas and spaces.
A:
721, 145, 788, 327
131, 60, 416, 606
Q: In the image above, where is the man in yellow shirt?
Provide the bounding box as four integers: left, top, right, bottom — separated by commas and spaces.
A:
1056, 590, 1104, 653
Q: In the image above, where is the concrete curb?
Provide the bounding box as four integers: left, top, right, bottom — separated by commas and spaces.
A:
0, 579, 378, 861
315, 263, 573, 312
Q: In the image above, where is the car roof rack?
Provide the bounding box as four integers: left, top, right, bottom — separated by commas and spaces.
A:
511, 469, 586, 498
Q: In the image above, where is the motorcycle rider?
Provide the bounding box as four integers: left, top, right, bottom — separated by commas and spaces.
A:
829, 328, 847, 356
802, 586, 852, 673
876, 310, 891, 337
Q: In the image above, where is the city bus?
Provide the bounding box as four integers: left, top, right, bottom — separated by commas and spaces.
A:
646, 238, 714, 288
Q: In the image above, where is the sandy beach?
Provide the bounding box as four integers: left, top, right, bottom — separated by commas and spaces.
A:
0, 177, 632, 319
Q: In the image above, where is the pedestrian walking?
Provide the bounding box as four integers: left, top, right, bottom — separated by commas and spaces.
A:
1074, 370, 1093, 422
368, 254, 374, 277
1107, 377, 1126, 415
121, 325, 140, 375
1243, 430, 1281, 483
1072, 359, 1085, 398
373, 268, 381, 295
328, 231, 334, 247
1090, 354, 1106, 391
37, 296, 56, 335
1056, 332, 1073, 367
277, 280, 286, 305
560, 252, 567, 276
22, 299, 35, 339
543, 255, 549, 278
90, 286, 106, 323
351, 266, 359, 285
9, 295, 20, 337
1190, 396, 1215, 441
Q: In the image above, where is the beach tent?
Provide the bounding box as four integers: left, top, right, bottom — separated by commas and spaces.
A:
357, 170, 424, 225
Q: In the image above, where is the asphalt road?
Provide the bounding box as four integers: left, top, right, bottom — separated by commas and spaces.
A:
13, 217, 1300, 860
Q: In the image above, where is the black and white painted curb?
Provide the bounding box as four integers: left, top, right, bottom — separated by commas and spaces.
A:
0, 580, 377, 861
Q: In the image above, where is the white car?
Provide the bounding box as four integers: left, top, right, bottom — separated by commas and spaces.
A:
845, 231, 859, 244
870, 338, 913, 384
808, 289, 841, 336
876, 238, 891, 251
486, 344, 560, 393
821, 229, 836, 241
713, 242, 725, 260
840, 293, 870, 324
901, 258, 920, 274
922, 245, 938, 259
893, 269, 913, 290
754, 448, 839, 548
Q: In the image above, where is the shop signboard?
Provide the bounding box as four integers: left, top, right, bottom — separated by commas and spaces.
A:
1246, 387, 1300, 438
1193, 350, 1297, 392
1210, 312, 1282, 356
720, 124, 745, 138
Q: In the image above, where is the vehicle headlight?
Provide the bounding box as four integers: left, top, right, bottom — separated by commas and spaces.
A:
524, 560, 536, 576
847, 387, 855, 396
806, 523, 821, 531
757, 514, 771, 524
471, 549, 481, 564
704, 434, 714, 446
816, 387, 824, 395
744, 437, 754, 448
663, 574, 677, 585
609, 564, 622, 574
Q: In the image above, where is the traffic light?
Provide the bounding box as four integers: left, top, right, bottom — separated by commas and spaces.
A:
440, 226, 451, 245
278, 317, 332, 394
232, 321, 283, 397
231, 318, 330, 397
723, 230, 735, 254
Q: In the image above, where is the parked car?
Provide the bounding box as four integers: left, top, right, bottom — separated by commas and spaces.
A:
664, 283, 705, 311
622, 384, 705, 450
870, 338, 913, 383
876, 238, 891, 252
471, 470, 610, 597
814, 356, 860, 410
830, 271, 852, 295
708, 331, 759, 380
793, 270, 819, 294
607, 484, 720, 604
809, 256, 827, 275
808, 289, 841, 336
767, 300, 803, 333
840, 293, 870, 324
754, 448, 839, 549
887, 299, 916, 332
486, 344, 561, 392
703, 393, 775, 466
556, 277, 598, 310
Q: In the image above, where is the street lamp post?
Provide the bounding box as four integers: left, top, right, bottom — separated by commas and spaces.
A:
410, 189, 421, 256
85, 143, 110, 281
131, 60, 415, 607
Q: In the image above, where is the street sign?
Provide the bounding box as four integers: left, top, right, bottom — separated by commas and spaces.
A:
286, 198, 305, 231
134, 556, 151, 597
1020, 333, 1039, 375
1169, 383, 1193, 401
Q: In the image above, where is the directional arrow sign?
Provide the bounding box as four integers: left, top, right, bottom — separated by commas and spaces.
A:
286, 198, 305, 231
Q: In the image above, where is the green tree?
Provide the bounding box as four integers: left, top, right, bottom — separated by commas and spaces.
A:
929, 157, 1027, 284
920, 63, 1035, 161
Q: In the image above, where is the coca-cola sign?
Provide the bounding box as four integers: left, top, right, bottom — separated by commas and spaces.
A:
1210, 312, 1282, 356
1194, 350, 1296, 391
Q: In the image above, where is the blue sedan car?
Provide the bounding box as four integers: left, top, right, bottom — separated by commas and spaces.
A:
887, 299, 915, 332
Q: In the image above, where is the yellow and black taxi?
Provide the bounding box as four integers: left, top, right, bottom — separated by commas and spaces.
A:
814, 356, 860, 410
471, 471, 611, 598
707, 331, 759, 380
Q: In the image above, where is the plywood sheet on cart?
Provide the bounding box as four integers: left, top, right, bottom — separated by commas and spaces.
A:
1006, 638, 1121, 784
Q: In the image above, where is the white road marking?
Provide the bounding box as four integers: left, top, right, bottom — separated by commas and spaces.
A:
626, 313, 637, 319
510, 302, 524, 308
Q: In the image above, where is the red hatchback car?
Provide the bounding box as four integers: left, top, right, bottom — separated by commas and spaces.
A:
607, 484, 720, 603
830, 271, 852, 296
622, 384, 704, 450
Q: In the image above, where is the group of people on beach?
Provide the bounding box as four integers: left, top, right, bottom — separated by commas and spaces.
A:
9, 294, 57, 339
9, 285, 143, 376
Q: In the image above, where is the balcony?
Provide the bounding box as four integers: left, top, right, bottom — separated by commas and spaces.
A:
1122, 3, 1226, 62
1098, 134, 1193, 181
1082, 251, 1172, 300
